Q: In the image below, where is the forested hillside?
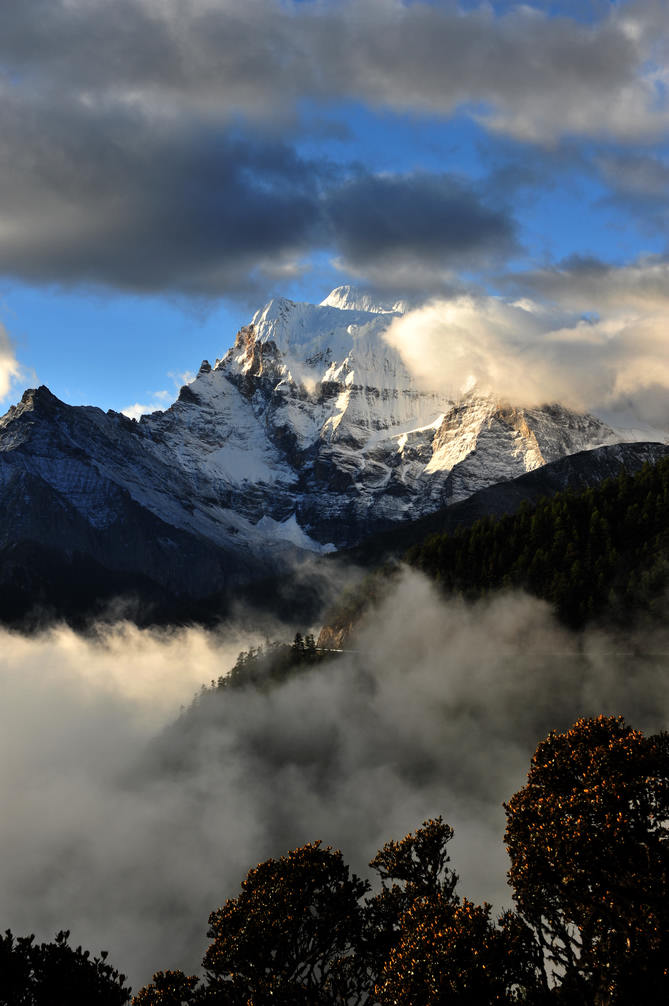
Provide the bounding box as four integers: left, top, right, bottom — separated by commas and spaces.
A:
408, 457, 669, 628
320, 458, 669, 645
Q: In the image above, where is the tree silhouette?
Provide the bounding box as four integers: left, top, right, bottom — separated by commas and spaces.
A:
0, 929, 131, 1006
369, 817, 457, 899
375, 897, 544, 1005
201, 842, 369, 1005
132, 970, 204, 1005
505, 715, 669, 1002
363, 817, 458, 980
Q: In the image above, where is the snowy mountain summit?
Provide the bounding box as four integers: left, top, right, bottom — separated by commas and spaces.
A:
142, 285, 618, 548
0, 286, 657, 614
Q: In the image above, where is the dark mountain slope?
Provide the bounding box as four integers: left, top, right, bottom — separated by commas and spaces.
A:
2, 439, 667, 629
319, 449, 669, 644
340, 441, 669, 567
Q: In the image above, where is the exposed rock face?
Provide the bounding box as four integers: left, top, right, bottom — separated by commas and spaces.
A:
0, 287, 663, 616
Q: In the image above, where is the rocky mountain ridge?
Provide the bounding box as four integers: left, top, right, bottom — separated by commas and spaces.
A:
0, 287, 665, 618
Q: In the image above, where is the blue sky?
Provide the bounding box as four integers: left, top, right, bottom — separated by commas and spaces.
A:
0, 0, 667, 416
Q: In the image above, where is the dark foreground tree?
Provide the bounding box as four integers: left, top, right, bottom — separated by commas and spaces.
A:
376, 896, 544, 1005
201, 842, 369, 1005
364, 817, 458, 979
132, 970, 206, 1005
505, 715, 669, 1003
134, 821, 463, 1005
366, 819, 544, 1004
0, 929, 131, 1006
135, 716, 669, 1005
369, 817, 457, 901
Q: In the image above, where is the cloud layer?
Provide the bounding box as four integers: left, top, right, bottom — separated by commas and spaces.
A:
2, 572, 668, 991
0, 90, 515, 297
0, 322, 25, 402
0, 0, 666, 298
384, 257, 669, 430
3, 0, 667, 142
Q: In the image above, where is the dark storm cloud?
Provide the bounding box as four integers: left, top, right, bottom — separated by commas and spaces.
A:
0, 0, 665, 296
0, 91, 515, 296
509, 253, 669, 311
2, 0, 666, 142
0, 95, 327, 296
598, 152, 669, 200
327, 172, 517, 280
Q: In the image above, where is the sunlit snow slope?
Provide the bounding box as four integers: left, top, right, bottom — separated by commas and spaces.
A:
134, 288, 620, 548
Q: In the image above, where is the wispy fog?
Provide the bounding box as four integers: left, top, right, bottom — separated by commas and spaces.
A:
1, 571, 668, 991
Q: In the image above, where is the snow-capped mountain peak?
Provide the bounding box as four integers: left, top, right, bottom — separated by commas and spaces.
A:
0, 288, 648, 611
136, 292, 622, 555
218, 291, 413, 404
319, 285, 408, 315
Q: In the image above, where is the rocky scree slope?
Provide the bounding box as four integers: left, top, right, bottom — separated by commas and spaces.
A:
0, 288, 650, 610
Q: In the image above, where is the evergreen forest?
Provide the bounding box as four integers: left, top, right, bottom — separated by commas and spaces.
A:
408, 458, 669, 628
321, 457, 669, 642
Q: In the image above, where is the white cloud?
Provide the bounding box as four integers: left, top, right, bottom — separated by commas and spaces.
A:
383, 265, 669, 431
0, 321, 25, 403
2, 578, 668, 992
168, 368, 196, 387
122, 389, 173, 420
122, 367, 200, 419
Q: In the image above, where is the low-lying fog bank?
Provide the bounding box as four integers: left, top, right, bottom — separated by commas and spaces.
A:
1, 569, 667, 990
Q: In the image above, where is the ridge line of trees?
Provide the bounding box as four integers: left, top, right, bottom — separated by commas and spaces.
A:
407, 458, 669, 627
319, 457, 669, 641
